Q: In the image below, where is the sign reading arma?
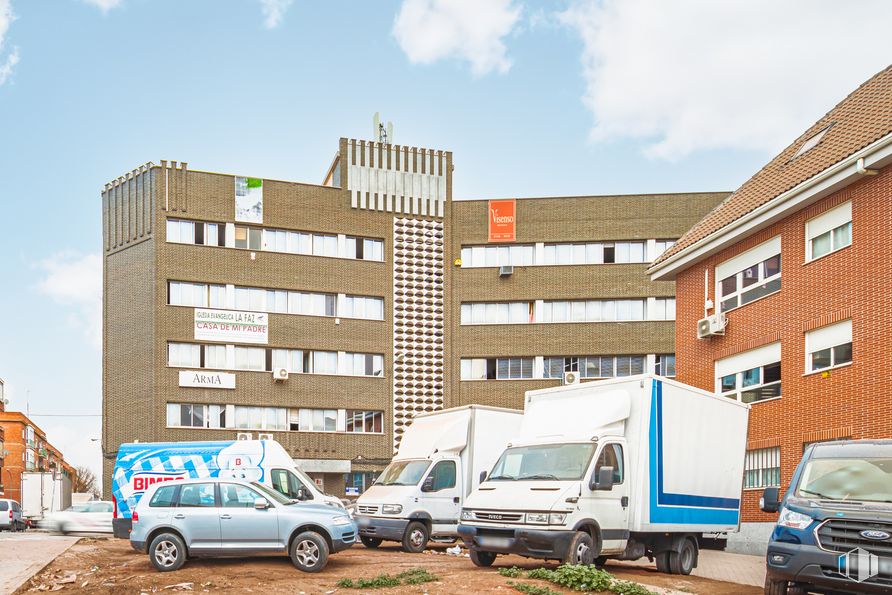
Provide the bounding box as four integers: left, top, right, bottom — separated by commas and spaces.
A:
488, 199, 516, 242
179, 370, 236, 389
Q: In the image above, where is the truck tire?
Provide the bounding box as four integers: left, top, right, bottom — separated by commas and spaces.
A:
470, 549, 498, 567
402, 521, 429, 553
764, 577, 789, 595
149, 532, 187, 572
563, 531, 595, 565
360, 536, 383, 549
654, 551, 671, 573
668, 538, 697, 575
290, 530, 330, 573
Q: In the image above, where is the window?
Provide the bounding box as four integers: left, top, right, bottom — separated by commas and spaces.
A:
270, 469, 311, 500
166, 219, 195, 244
234, 347, 267, 371
346, 353, 384, 377
461, 244, 534, 268
311, 351, 338, 374
346, 410, 383, 433
234, 225, 262, 250
298, 408, 338, 432
312, 234, 338, 257
150, 485, 180, 508
649, 298, 676, 321
342, 296, 385, 320
652, 240, 675, 261
744, 447, 781, 489
794, 124, 831, 159
496, 357, 534, 379
346, 237, 385, 261
594, 444, 624, 484
806, 201, 852, 261
220, 483, 263, 508
539, 300, 646, 323
168, 343, 200, 368
178, 483, 217, 507
460, 302, 533, 325
168, 281, 226, 308
167, 403, 226, 428
543, 355, 644, 379
655, 354, 676, 377
426, 460, 457, 491
461, 358, 495, 380
234, 406, 286, 430
716, 342, 781, 403
717, 236, 782, 312
806, 320, 852, 372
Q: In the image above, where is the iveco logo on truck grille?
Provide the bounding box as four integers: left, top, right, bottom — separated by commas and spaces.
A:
860, 530, 891, 540
487, 514, 503, 520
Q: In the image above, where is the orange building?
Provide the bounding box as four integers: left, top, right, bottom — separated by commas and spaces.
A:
648, 67, 892, 551
0, 411, 76, 503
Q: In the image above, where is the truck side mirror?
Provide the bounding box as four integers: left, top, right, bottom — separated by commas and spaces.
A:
296, 486, 307, 501
421, 476, 435, 492
760, 487, 780, 513
592, 466, 615, 491
479, 470, 487, 484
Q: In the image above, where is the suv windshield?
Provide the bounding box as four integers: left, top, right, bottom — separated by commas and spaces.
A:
796, 457, 892, 503
375, 460, 431, 486
489, 443, 596, 481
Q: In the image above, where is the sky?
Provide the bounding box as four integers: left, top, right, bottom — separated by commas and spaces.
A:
0, 0, 890, 489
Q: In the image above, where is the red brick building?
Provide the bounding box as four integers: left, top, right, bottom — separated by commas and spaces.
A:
648, 67, 892, 546
0, 411, 76, 503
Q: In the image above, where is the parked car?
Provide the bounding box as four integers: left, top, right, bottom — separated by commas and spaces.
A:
0, 499, 26, 532
46, 501, 114, 534
761, 439, 892, 595
130, 478, 356, 572
355, 405, 522, 552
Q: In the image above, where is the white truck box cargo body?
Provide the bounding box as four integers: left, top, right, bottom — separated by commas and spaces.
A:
518, 375, 747, 531
22, 472, 72, 525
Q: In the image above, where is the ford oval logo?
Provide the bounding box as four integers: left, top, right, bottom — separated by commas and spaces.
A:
860, 530, 891, 541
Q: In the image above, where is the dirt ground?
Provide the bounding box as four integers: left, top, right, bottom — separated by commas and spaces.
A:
16, 538, 761, 595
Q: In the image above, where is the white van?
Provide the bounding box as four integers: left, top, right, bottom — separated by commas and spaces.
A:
459, 375, 749, 574
355, 405, 523, 552
111, 439, 343, 538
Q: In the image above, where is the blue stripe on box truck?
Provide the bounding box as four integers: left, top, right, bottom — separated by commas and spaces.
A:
648, 379, 740, 525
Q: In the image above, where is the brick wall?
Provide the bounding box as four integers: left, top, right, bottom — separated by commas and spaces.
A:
674, 167, 892, 522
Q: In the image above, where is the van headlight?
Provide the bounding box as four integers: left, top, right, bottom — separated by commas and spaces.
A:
332, 515, 353, 526
548, 513, 567, 525
526, 512, 548, 524
461, 509, 474, 521
777, 507, 813, 530
382, 504, 403, 514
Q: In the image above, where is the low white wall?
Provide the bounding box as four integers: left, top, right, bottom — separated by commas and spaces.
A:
727, 522, 774, 555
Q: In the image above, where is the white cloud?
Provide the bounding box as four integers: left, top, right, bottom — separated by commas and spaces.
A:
393, 0, 522, 76
259, 0, 293, 29
560, 0, 892, 160
82, 0, 122, 13
36, 252, 102, 350
0, 0, 17, 86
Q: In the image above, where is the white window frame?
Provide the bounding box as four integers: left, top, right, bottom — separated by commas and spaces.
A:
743, 447, 781, 489
715, 342, 782, 404
805, 320, 852, 374
805, 201, 852, 262
716, 236, 782, 313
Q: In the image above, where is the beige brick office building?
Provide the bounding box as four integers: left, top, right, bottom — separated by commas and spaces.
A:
101, 135, 725, 498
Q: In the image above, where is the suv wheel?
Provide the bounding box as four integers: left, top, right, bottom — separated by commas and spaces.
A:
563, 531, 595, 565
290, 531, 329, 573
360, 536, 383, 549
401, 521, 429, 553
470, 549, 497, 567
764, 576, 789, 595
149, 532, 186, 572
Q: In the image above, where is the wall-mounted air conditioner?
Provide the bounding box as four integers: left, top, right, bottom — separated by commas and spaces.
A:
499, 265, 514, 277
562, 371, 580, 385
697, 313, 728, 339
236, 432, 253, 441
273, 368, 289, 381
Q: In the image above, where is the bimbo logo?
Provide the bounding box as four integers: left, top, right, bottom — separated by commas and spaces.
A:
130, 472, 188, 493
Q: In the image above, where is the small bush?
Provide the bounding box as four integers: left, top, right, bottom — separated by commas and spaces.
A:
520, 564, 655, 595
336, 568, 438, 589
526, 568, 558, 581
610, 580, 656, 595
507, 581, 562, 595
498, 566, 524, 578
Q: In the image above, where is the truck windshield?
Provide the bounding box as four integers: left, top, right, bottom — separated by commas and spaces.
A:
796, 457, 892, 503
489, 443, 596, 481
375, 460, 431, 486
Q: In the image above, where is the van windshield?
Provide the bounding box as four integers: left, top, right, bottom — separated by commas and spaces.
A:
489, 443, 596, 481
375, 460, 431, 486
796, 457, 892, 503
251, 481, 293, 505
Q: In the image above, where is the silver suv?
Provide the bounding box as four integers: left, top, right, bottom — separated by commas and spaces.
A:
0, 499, 25, 532
130, 478, 356, 572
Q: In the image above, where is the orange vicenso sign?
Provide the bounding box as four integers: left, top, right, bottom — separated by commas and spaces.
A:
488, 199, 516, 242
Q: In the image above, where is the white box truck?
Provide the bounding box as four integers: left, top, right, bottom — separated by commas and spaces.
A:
22, 472, 72, 527
458, 375, 749, 575
354, 405, 523, 552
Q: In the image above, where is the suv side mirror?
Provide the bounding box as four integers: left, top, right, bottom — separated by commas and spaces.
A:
592, 466, 615, 491
254, 498, 270, 510
760, 487, 780, 513
421, 476, 435, 492
479, 470, 487, 484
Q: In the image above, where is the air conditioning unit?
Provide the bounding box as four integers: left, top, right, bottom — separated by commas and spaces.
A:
272, 367, 289, 381
258, 433, 274, 441
562, 371, 580, 386
697, 313, 728, 339
236, 432, 253, 441
499, 265, 514, 277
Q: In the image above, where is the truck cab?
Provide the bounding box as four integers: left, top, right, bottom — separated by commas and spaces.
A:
762, 439, 892, 595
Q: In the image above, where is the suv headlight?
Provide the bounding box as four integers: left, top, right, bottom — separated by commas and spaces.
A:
526, 512, 548, 524
777, 507, 813, 530
332, 515, 353, 526
382, 504, 403, 514
460, 509, 474, 521
548, 513, 567, 525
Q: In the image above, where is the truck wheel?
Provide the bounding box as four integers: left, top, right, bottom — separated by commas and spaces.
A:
149, 532, 187, 572
654, 551, 671, 573
402, 521, 429, 553
563, 531, 595, 565
470, 549, 497, 567
668, 538, 697, 575
290, 531, 330, 573
764, 577, 789, 595
360, 536, 383, 549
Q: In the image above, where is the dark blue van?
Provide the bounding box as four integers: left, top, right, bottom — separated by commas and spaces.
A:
761, 439, 892, 595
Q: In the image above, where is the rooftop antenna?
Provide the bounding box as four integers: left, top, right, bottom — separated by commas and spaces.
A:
373, 112, 393, 144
